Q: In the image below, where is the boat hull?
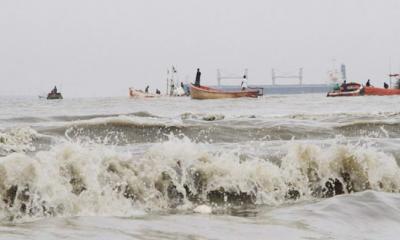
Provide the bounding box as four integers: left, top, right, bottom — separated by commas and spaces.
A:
327, 88, 363, 97
190, 84, 261, 100
364, 87, 400, 96
129, 88, 157, 98
47, 93, 63, 100
327, 82, 363, 97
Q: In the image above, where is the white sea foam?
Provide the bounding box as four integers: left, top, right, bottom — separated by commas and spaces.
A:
0, 127, 39, 155
0, 136, 399, 223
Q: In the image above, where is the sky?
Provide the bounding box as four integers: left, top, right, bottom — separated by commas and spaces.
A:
0, 0, 400, 97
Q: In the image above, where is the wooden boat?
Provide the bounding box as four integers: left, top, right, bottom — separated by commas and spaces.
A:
129, 88, 158, 98
327, 82, 363, 97
327, 82, 400, 97
190, 84, 262, 100
47, 92, 63, 100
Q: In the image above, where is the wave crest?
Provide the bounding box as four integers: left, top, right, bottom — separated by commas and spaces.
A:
0, 137, 399, 222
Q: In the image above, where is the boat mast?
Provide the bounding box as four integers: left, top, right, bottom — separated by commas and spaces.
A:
389, 57, 392, 88
166, 68, 169, 95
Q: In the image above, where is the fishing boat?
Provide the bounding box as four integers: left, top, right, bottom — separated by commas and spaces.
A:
326, 82, 363, 97
190, 84, 262, 100
327, 82, 400, 97
129, 88, 158, 98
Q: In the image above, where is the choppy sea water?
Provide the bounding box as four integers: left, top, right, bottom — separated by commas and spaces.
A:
1, 94, 400, 240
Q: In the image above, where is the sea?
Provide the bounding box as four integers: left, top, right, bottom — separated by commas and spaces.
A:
0, 94, 400, 240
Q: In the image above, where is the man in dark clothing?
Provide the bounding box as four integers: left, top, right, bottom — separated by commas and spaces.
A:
341, 80, 347, 91
384, 82, 389, 89
52, 86, 57, 94
145, 86, 149, 93
366, 79, 371, 87
194, 68, 201, 86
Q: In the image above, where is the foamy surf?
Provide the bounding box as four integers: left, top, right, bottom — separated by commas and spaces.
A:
0, 135, 399, 223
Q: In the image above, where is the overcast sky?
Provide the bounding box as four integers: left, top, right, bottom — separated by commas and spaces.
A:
1, 0, 399, 97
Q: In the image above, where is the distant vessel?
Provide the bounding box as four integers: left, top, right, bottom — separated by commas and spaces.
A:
218, 84, 330, 95
129, 88, 158, 98
46, 86, 63, 100
327, 79, 400, 97
190, 84, 262, 100
217, 68, 331, 95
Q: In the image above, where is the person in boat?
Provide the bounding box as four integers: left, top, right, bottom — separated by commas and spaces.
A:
341, 80, 347, 91
51, 86, 58, 94
333, 83, 340, 91
366, 79, 371, 87
241, 75, 248, 90
145, 85, 149, 93
384, 82, 389, 89
194, 68, 201, 86
156, 89, 161, 94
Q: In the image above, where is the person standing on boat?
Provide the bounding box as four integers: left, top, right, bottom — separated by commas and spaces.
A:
145, 85, 149, 93
241, 75, 248, 90
341, 80, 347, 91
366, 79, 371, 87
384, 82, 389, 89
51, 86, 57, 94
194, 68, 201, 86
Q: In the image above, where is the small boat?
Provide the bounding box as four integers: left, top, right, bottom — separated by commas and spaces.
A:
47, 92, 63, 100
190, 84, 262, 100
129, 88, 158, 98
327, 82, 400, 97
327, 82, 363, 97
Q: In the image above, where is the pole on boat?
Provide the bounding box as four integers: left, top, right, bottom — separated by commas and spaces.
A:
166, 68, 169, 96
217, 69, 221, 86
389, 57, 392, 88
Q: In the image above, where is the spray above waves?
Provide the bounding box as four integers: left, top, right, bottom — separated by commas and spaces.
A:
0, 137, 399, 222
0, 128, 39, 156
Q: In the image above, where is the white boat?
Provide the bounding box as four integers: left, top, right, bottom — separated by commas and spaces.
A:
129, 88, 158, 98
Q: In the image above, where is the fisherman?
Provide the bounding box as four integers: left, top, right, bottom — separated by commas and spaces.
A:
51, 86, 57, 94
366, 79, 371, 87
241, 75, 248, 90
145, 85, 149, 93
156, 89, 161, 94
341, 80, 347, 91
194, 68, 201, 86
170, 79, 175, 96
384, 82, 389, 89
333, 83, 340, 91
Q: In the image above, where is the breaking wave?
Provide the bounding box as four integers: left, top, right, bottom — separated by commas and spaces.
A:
0, 137, 399, 222
0, 111, 159, 124
37, 114, 400, 145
